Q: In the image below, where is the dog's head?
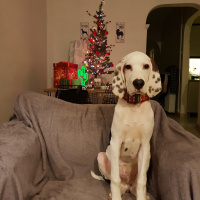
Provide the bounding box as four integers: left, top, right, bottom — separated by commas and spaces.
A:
112, 51, 162, 98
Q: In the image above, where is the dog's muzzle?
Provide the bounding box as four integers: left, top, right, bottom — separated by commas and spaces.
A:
132, 79, 144, 90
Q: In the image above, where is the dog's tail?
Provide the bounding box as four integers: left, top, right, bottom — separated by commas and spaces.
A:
90, 171, 104, 181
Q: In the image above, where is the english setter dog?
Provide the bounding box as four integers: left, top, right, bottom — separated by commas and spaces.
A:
92, 51, 162, 200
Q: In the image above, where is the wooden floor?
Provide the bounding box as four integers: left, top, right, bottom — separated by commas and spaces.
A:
167, 113, 200, 138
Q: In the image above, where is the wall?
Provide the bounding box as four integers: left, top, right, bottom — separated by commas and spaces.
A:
47, 0, 200, 87
46, 0, 151, 87
0, 0, 47, 123
190, 24, 200, 57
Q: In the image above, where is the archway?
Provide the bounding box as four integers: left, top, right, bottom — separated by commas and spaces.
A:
146, 5, 200, 133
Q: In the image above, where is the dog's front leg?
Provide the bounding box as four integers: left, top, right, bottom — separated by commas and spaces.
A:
110, 136, 122, 200
137, 140, 151, 200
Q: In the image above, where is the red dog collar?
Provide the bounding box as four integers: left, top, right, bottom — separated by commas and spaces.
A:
123, 90, 149, 104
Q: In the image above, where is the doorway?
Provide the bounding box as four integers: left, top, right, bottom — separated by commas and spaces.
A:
146, 6, 200, 136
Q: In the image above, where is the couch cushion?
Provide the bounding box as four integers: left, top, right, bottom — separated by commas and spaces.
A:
32, 177, 155, 200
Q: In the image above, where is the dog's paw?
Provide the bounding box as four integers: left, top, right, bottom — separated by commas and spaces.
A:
108, 192, 122, 200
137, 193, 150, 200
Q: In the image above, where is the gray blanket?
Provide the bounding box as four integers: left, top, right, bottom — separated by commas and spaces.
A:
0, 92, 200, 200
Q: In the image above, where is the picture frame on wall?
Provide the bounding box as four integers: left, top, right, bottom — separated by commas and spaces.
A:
80, 22, 89, 39
116, 22, 125, 43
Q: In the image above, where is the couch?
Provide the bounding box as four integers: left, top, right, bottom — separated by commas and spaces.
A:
0, 92, 200, 200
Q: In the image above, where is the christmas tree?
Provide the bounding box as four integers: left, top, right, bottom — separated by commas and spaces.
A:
83, 1, 114, 77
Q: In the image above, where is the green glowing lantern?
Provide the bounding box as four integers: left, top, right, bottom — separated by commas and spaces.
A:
78, 66, 89, 86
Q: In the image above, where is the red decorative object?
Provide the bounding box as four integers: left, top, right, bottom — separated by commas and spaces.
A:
111, 63, 114, 67
92, 31, 97, 35
106, 52, 110, 55
96, 51, 100, 55
53, 62, 78, 87
89, 38, 94, 42
97, 22, 101, 26
105, 31, 108, 35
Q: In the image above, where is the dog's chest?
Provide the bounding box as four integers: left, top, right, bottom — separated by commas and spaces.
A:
114, 101, 154, 165
114, 100, 153, 130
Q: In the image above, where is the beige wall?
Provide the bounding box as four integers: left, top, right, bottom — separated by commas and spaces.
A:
47, 0, 200, 88
46, 0, 150, 87
0, 0, 47, 123
190, 20, 200, 57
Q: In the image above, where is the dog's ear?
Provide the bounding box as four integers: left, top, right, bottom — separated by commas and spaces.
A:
146, 58, 162, 98
112, 61, 126, 98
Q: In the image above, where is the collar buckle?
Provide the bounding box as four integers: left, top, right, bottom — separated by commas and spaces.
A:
134, 94, 141, 104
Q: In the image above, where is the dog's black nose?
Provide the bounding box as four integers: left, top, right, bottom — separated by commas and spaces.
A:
133, 79, 144, 90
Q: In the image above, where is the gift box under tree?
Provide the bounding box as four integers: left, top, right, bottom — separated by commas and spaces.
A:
53, 62, 78, 87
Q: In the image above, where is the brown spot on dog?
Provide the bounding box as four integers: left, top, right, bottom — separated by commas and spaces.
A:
118, 88, 125, 93
157, 78, 161, 82
114, 70, 119, 76
149, 86, 152, 93
116, 85, 120, 88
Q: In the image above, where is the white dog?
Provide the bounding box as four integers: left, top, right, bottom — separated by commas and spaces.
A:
92, 51, 162, 200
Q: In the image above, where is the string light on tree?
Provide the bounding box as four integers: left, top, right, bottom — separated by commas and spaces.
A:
84, 0, 114, 77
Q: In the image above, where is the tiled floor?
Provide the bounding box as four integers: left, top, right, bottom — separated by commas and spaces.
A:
167, 113, 200, 138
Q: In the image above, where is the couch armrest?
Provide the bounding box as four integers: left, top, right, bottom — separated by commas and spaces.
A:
0, 120, 48, 200
147, 101, 200, 200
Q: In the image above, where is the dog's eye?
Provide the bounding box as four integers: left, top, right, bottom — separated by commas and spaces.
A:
125, 65, 132, 70
143, 64, 149, 69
